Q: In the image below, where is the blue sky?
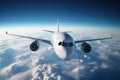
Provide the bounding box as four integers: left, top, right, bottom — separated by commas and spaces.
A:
0, 0, 120, 29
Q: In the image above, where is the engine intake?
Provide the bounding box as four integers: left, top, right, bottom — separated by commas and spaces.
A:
81, 42, 92, 53
30, 40, 39, 51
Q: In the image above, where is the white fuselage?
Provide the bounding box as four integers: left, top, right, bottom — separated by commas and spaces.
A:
52, 32, 75, 60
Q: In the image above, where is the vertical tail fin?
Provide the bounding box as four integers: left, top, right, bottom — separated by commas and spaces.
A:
57, 18, 59, 32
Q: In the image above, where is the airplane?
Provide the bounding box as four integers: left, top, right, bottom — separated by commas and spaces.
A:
6, 22, 112, 60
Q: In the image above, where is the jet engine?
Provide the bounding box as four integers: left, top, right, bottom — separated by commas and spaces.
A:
81, 42, 92, 53
30, 40, 39, 51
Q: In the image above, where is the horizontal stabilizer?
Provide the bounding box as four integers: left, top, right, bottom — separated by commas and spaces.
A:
42, 30, 54, 33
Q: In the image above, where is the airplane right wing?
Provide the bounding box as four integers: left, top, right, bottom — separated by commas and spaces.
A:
75, 35, 112, 43
6, 32, 52, 45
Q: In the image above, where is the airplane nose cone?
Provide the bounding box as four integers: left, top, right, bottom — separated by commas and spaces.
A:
64, 47, 74, 60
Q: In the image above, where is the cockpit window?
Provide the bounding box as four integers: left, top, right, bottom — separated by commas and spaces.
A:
58, 42, 62, 45
63, 42, 67, 47
58, 42, 73, 47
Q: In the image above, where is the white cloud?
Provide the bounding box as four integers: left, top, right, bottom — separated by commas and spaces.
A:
9, 70, 32, 80
7, 38, 30, 51
65, 67, 85, 80
96, 40, 102, 44
98, 44, 109, 51
15, 52, 31, 60
6, 59, 97, 80
0, 61, 27, 76
80, 59, 83, 63
30, 47, 52, 67
32, 64, 62, 80
113, 51, 120, 56
96, 49, 109, 60
100, 63, 109, 69
84, 55, 90, 59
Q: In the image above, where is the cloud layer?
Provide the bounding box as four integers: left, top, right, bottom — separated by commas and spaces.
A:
0, 31, 120, 80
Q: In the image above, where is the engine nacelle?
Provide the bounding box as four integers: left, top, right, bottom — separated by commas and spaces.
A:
81, 42, 92, 53
30, 40, 39, 51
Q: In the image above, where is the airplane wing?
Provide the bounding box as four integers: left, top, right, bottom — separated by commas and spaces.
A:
75, 36, 112, 43
6, 32, 52, 45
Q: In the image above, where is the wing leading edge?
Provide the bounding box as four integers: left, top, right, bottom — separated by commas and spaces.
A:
75, 35, 112, 43
6, 32, 52, 45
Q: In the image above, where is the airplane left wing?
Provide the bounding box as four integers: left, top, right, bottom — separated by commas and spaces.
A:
75, 36, 112, 43
6, 32, 52, 45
